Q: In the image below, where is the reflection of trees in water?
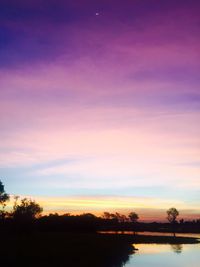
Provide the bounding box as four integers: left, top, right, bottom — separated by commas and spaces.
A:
170, 244, 183, 254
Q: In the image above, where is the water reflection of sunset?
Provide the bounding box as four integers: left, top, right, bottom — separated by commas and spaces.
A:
134, 244, 171, 255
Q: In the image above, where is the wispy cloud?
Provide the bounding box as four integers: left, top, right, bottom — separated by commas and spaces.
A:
1, 0, 199, 217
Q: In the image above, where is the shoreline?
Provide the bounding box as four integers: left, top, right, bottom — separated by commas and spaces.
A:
1, 232, 199, 266
98, 233, 200, 244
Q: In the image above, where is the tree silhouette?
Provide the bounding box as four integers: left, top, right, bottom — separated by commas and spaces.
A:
128, 212, 139, 223
102, 212, 112, 220
13, 197, 43, 221
167, 207, 179, 237
0, 180, 10, 219
102, 212, 119, 221
128, 212, 139, 235
115, 212, 128, 223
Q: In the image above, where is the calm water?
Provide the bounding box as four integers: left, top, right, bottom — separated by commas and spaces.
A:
124, 243, 200, 267
99, 231, 200, 266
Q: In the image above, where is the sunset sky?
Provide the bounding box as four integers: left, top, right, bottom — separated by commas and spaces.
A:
0, 0, 200, 221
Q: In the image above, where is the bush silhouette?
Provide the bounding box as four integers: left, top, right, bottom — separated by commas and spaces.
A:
0, 180, 9, 219
13, 197, 43, 221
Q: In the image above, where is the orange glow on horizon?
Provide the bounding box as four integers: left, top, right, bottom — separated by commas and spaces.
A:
6, 195, 200, 222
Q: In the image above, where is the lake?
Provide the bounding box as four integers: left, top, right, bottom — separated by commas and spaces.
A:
99, 231, 200, 267
124, 243, 200, 267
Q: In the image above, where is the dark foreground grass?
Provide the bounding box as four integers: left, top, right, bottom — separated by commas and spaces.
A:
1, 232, 133, 267
1, 232, 199, 267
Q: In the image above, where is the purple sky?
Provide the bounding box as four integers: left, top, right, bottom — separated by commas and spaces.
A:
0, 0, 200, 220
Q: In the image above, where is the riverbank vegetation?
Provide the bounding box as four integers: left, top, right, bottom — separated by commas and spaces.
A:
1, 180, 200, 235
1, 180, 199, 267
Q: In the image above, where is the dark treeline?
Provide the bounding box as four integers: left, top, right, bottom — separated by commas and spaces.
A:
1, 180, 200, 234
1, 205, 200, 235
33, 213, 200, 234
